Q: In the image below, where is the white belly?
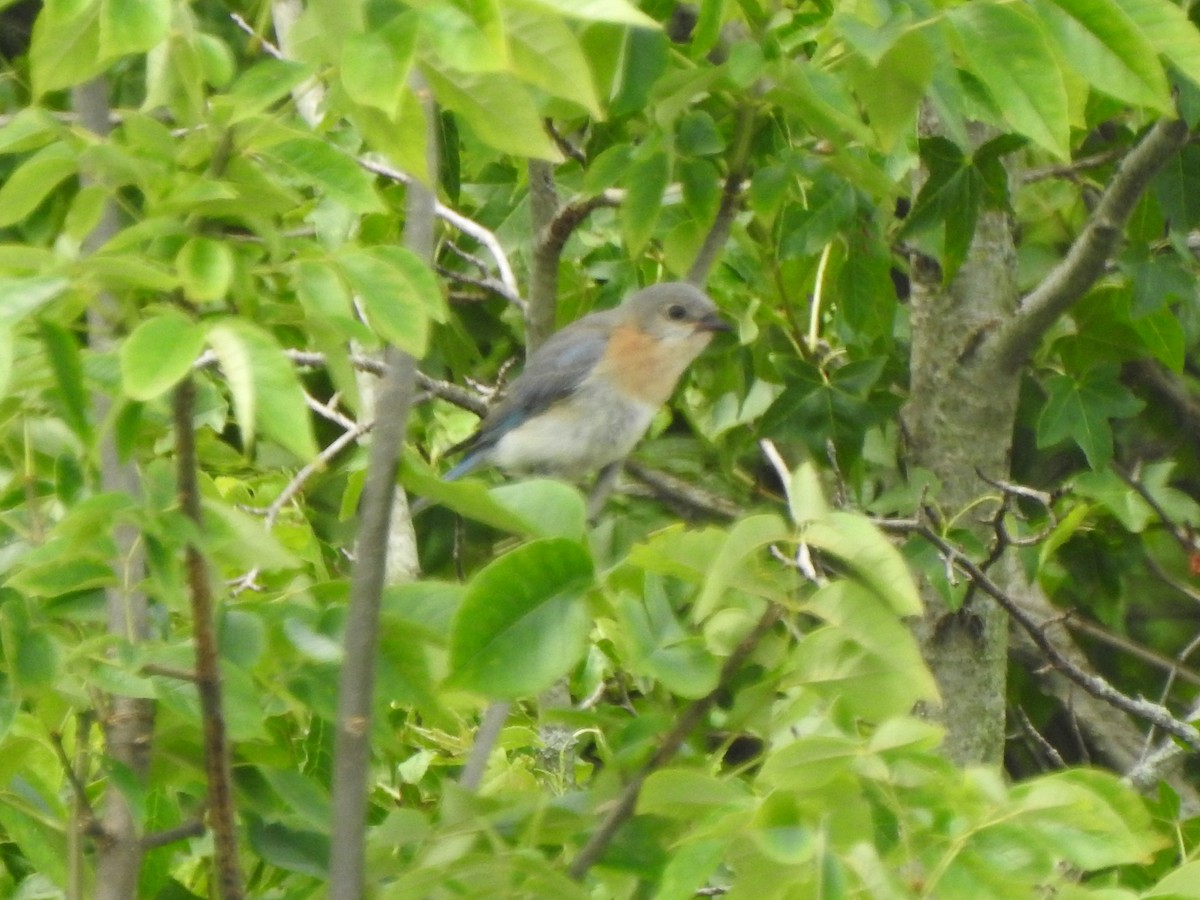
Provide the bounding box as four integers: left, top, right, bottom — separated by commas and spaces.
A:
489, 393, 656, 478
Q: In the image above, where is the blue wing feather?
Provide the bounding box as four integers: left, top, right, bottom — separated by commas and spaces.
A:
446, 314, 613, 470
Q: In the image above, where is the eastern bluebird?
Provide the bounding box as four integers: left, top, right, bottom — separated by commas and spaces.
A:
441, 282, 731, 482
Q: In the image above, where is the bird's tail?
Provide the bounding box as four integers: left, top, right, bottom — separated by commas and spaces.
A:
409, 451, 484, 516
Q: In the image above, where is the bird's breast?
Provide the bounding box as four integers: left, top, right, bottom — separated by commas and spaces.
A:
596, 325, 712, 407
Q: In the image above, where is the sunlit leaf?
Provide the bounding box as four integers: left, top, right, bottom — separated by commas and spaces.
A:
121, 310, 206, 400
448, 539, 593, 698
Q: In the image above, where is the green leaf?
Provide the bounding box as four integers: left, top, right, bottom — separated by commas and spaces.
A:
761, 357, 888, 461
216, 58, 314, 124
7, 557, 115, 598
338, 245, 443, 355
261, 138, 383, 213
950, 1, 1069, 158
902, 137, 981, 282
205, 319, 319, 460
423, 67, 562, 161
1115, 0, 1200, 90
1011, 769, 1164, 869
341, 15, 417, 116
0, 143, 78, 227
0, 107, 61, 155
638, 769, 751, 817
619, 583, 720, 698
488, 479, 587, 540
38, 320, 91, 444
99, 0, 170, 59
0, 276, 70, 325
758, 735, 860, 790
29, 0, 105, 96
121, 310, 205, 400
176, 236, 234, 303
1037, 366, 1144, 469
1036, 0, 1170, 110
515, 0, 658, 28
294, 260, 371, 342
448, 538, 593, 698
1146, 861, 1200, 898
1132, 307, 1185, 372
622, 148, 670, 255
203, 499, 298, 572
0, 324, 12, 399
1154, 144, 1200, 232
801, 511, 922, 616
246, 814, 328, 878
849, 30, 935, 151
694, 514, 791, 621
796, 581, 939, 718
506, 8, 602, 116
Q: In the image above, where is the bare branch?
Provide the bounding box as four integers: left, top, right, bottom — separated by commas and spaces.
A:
458, 702, 512, 791
1019, 147, 1124, 184
174, 375, 246, 900
623, 460, 740, 520
230, 12, 284, 59
688, 105, 755, 287
1013, 705, 1066, 769
994, 117, 1190, 371
141, 819, 207, 851
538, 192, 621, 266
328, 70, 434, 898
881, 518, 1200, 751
527, 158, 562, 354
359, 156, 524, 307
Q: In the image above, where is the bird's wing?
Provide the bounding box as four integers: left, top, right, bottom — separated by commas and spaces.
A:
450, 316, 613, 468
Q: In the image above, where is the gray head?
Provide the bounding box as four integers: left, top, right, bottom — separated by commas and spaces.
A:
617, 282, 731, 343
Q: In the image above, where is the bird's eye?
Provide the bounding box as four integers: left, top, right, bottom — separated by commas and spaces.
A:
666, 304, 688, 321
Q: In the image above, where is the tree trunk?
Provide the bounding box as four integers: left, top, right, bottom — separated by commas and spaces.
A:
903, 199, 1020, 765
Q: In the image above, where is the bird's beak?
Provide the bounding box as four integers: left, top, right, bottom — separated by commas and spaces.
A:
696, 312, 733, 333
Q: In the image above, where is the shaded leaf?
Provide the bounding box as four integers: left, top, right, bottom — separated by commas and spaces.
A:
205, 319, 319, 460
1037, 366, 1144, 468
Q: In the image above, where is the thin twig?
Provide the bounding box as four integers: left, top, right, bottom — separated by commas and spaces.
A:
567, 602, 783, 880
141, 818, 207, 850
359, 156, 524, 308
1019, 147, 1125, 183
623, 460, 740, 520
1013, 706, 1067, 769
50, 730, 98, 830
230, 12, 284, 59
687, 104, 754, 287
880, 518, 1200, 752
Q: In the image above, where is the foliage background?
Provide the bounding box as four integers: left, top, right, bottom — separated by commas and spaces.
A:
1, 0, 1200, 897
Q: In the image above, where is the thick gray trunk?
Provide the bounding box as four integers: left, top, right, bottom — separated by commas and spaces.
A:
903, 205, 1020, 765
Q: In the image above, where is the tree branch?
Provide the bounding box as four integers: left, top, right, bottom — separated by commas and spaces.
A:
74, 74, 158, 900
566, 601, 783, 881
457, 701, 512, 791
328, 71, 434, 898
527, 158, 561, 354
359, 156, 523, 308
882, 519, 1200, 752
174, 375, 245, 900
687, 104, 754, 287
993, 117, 1189, 371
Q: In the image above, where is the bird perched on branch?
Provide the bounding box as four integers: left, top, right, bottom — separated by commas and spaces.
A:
442, 282, 731, 482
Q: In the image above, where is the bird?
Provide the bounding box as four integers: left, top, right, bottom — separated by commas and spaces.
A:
440, 282, 731, 483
